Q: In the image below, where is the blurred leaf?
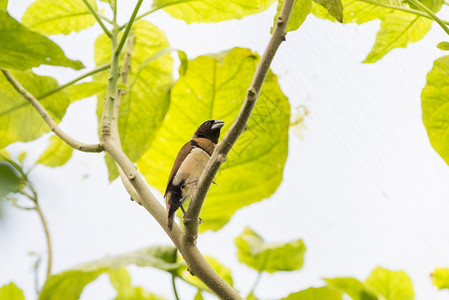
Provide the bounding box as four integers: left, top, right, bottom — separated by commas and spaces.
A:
408, 0, 443, 12
39, 246, 181, 300
313, 0, 343, 22
422, 55, 449, 165
177, 256, 233, 291
247, 292, 259, 300
432, 268, 449, 289
0, 162, 22, 198
0, 282, 25, 300
235, 226, 305, 273
364, 267, 414, 300
94, 21, 173, 181
177, 50, 188, 76
0, 11, 84, 70
108, 268, 165, 300
36, 135, 73, 167
0, 0, 7, 10
282, 287, 343, 299
193, 290, 204, 300
66, 82, 107, 103
291, 105, 308, 140
138, 47, 290, 232
273, 0, 312, 32
152, 0, 276, 23
0, 70, 71, 148
363, 12, 432, 63
17, 152, 27, 164
437, 42, 449, 51
324, 277, 377, 300
22, 0, 98, 35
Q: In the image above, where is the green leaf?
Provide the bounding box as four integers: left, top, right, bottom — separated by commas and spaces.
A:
193, 290, 204, 300
0, 282, 25, 300
0, 11, 84, 70
39, 246, 181, 300
421, 55, 449, 165
17, 152, 27, 164
282, 287, 343, 300
324, 277, 377, 300
363, 12, 432, 63
312, 0, 343, 22
364, 267, 414, 300
66, 82, 107, 103
235, 226, 305, 273
432, 268, 449, 289
437, 42, 449, 51
274, 0, 312, 32
177, 50, 188, 76
138, 47, 290, 232
22, 0, 98, 35
408, 0, 443, 13
36, 135, 73, 167
0, 70, 71, 148
108, 268, 165, 300
0, 0, 7, 10
152, 0, 276, 23
94, 20, 173, 181
177, 256, 233, 291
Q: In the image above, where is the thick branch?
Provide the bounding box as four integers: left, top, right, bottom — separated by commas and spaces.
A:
82, 0, 112, 38
1, 70, 103, 153
184, 0, 295, 240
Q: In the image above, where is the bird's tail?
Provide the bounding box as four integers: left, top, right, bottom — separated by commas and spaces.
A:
166, 191, 181, 231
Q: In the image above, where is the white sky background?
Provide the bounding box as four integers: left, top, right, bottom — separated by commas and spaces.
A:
2, 1, 449, 299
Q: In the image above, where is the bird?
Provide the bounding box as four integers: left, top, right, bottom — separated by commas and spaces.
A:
165, 119, 225, 230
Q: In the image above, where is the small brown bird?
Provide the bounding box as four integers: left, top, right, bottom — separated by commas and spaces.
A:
165, 120, 225, 230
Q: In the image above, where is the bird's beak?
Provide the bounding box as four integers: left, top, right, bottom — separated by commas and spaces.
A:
212, 120, 225, 130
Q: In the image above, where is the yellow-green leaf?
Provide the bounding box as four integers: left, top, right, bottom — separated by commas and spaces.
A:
313, 0, 343, 22
0, 282, 25, 300
282, 287, 343, 300
177, 256, 233, 291
432, 268, 449, 289
36, 135, 73, 167
363, 12, 432, 63
66, 82, 107, 103
152, 0, 276, 23
0, 70, 70, 148
22, 0, 98, 35
364, 267, 414, 300
235, 226, 305, 273
39, 246, 180, 300
0, 11, 84, 70
108, 268, 165, 300
421, 55, 449, 165
324, 277, 377, 300
0, 0, 7, 10
138, 47, 290, 232
94, 21, 173, 181
274, 0, 312, 32
437, 42, 449, 51
408, 0, 443, 13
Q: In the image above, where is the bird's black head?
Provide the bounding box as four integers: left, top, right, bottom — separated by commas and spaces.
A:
193, 120, 225, 143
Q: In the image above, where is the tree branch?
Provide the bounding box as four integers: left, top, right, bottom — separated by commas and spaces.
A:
184, 0, 295, 240
82, 0, 112, 38
406, 0, 449, 35
1, 70, 103, 153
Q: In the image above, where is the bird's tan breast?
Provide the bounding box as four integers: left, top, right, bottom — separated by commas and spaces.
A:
172, 147, 211, 188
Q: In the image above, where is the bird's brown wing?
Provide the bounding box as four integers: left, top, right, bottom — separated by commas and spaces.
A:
164, 141, 193, 196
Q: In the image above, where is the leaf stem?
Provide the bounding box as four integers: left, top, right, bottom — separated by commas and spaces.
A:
406, 0, 449, 35
172, 274, 180, 300
0, 70, 103, 153
357, 0, 449, 25
37, 64, 110, 100
116, 0, 143, 55
34, 203, 53, 280
248, 272, 263, 297
82, 0, 112, 38
184, 0, 296, 241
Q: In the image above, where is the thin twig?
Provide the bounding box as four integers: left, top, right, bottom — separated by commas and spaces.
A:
34, 204, 52, 279
248, 272, 263, 298
37, 64, 110, 100
1, 70, 103, 153
184, 0, 296, 241
82, 0, 112, 38
406, 0, 449, 35
116, 0, 143, 55
172, 274, 180, 300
